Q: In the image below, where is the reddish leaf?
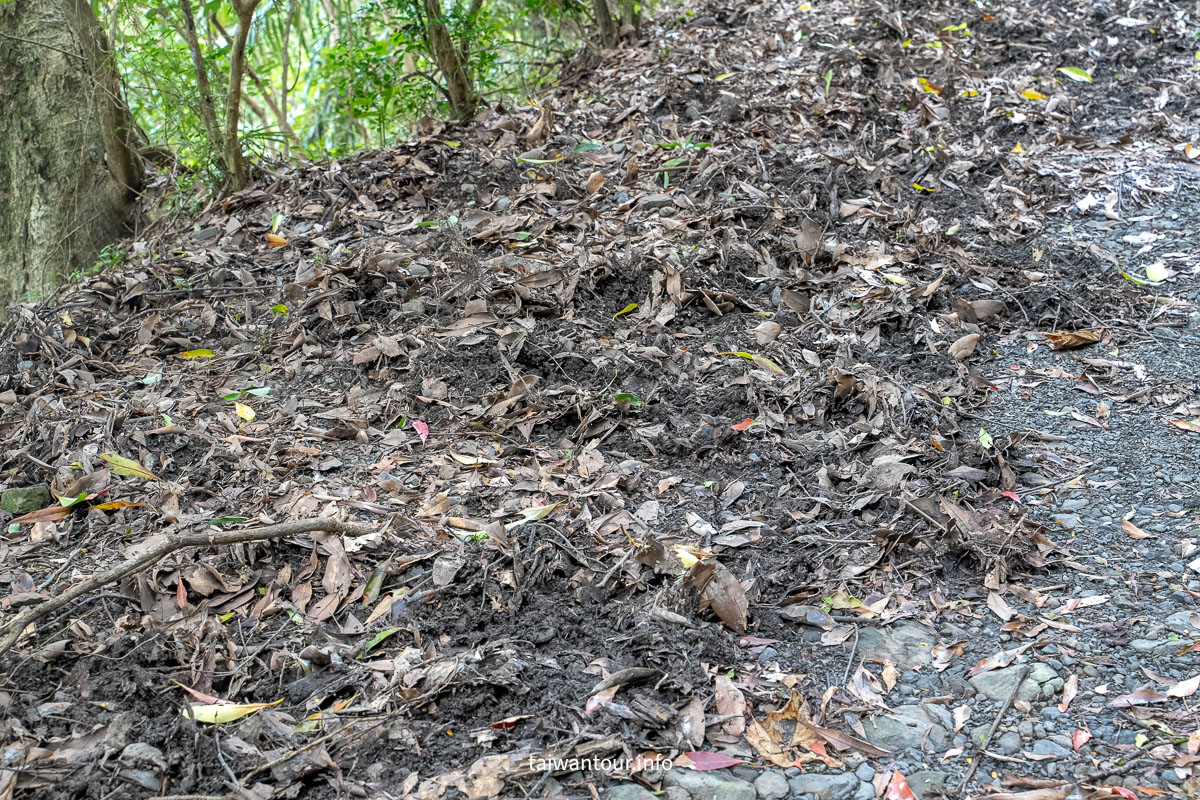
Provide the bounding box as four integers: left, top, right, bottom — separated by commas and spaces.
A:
675, 751, 744, 771
1002, 491, 1022, 504
1106, 788, 1139, 800
413, 419, 429, 443
10, 505, 72, 525
886, 769, 917, 800
731, 418, 755, 431
1073, 729, 1092, 750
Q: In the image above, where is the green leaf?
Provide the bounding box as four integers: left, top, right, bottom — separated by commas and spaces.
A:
572, 141, 604, 153
206, 516, 248, 525
979, 428, 994, 449
505, 502, 562, 530
99, 453, 163, 481
359, 627, 403, 657
244, 387, 271, 397
184, 699, 282, 724
1057, 67, 1092, 83
271, 304, 288, 315
613, 303, 639, 320
717, 351, 785, 374
613, 393, 644, 407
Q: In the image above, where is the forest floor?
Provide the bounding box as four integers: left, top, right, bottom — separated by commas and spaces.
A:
3, 1, 1200, 799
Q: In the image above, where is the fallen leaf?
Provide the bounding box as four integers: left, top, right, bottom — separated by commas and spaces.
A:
1169, 419, 1200, 434
1108, 687, 1169, 708
690, 561, 748, 634
713, 674, 746, 737
949, 333, 979, 360
987, 592, 1017, 622
1058, 674, 1078, 711
1166, 673, 1200, 698
99, 453, 163, 482
265, 233, 288, 247
413, 420, 429, 443
674, 751, 744, 771
968, 643, 1032, 676
886, 769, 917, 800
184, 699, 283, 724
585, 170, 605, 195
1044, 330, 1102, 350
1122, 520, 1156, 539
1073, 729, 1092, 750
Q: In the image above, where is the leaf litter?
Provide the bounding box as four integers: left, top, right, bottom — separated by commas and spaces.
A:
3, 0, 1200, 797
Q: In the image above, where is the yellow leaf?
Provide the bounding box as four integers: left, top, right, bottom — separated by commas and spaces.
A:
883, 273, 908, 285
98, 453, 163, 482
450, 452, 497, 466
265, 233, 288, 247
184, 699, 282, 724
1021, 88, 1047, 100
178, 349, 216, 359
234, 402, 256, 421
612, 303, 639, 321
1011, 142, 1025, 153
715, 72, 736, 81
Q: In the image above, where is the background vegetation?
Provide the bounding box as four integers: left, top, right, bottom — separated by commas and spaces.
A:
100, 0, 640, 189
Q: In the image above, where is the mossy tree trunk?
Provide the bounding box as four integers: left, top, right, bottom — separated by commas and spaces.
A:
0, 0, 144, 304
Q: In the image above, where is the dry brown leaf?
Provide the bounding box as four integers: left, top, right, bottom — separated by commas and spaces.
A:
584, 170, 605, 196
987, 592, 1017, 622
1166, 673, 1200, 698
949, 333, 980, 360
1058, 674, 1078, 712
1122, 519, 1156, 539
690, 561, 748, 634
1169, 419, 1200, 434
1108, 686, 1169, 708
1044, 329, 1102, 350
713, 674, 746, 737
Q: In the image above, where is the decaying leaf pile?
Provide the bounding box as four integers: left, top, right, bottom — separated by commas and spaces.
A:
2, 0, 1199, 797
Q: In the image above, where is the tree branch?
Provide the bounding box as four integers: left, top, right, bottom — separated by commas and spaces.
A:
0, 518, 383, 660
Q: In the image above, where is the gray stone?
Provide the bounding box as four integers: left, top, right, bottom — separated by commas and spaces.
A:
754, 769, 790, 800
854, 762, 875, 782
852, 621, 938, 670
1051, 513, 1080, 528
605, 785, 658, 800
861, 704, 951, 752
906, 771, 948, 800
852, 781, 876, 800
969, 665, 1040, 702
1166, 610, 1200, 634
665, 769, 756, 800
637, 193, 674, 210
400, 298, 426, 316
1029, 662, 1058, 684
1031, 739, 1072, 759
786, 772, 860, 800
1, 485, 50, 515
997, 731, 1022, 755
664, 788, 689, 800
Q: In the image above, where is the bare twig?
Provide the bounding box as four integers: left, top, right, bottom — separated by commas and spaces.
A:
0, 519, 383, 659
955, 664, 1029, 794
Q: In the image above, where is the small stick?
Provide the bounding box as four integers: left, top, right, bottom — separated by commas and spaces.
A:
955, 664, 1029, 795
0, 519, 382, 659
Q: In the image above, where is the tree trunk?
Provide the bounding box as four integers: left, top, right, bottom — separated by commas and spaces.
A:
591, 0, 616, 47
0, 0, 144, 305
423, 0, 480, 121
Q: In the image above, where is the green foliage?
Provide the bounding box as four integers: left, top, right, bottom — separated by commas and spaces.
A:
99, 0, 608, 168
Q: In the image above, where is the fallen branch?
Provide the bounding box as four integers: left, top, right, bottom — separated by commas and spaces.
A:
955, 663, 1029, 794
0, 519, 382, 660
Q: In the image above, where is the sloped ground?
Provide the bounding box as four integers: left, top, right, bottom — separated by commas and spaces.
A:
2, 1, 1200, 799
